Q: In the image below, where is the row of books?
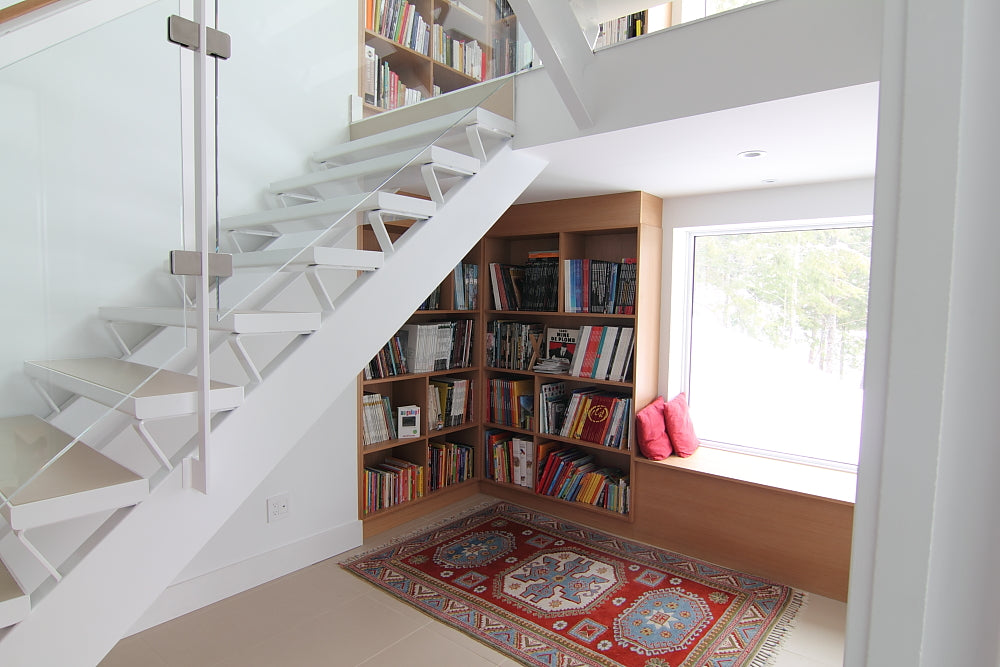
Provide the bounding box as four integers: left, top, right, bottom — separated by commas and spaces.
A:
568, 325, 634, 381
363, 48, 427, 110
366, 0, 431, 55
432, 25, 486, 80
363, 457, 424, 514
593, 11, 648, 49
428, 441, 474, 491
564, 258, 637, 314
485, 429, 534, 488
535, 444, 631, 515
487, 376, 534, 430
428, 376, 475, 430
488, 252, 559, 312
453, 263, 479, 311
362, 392, 399, 446
399, 320, 474, 373
365, 332, 409, 380
485, 320, 542, 371
417, 283, 442, 310
559, 388, 632, 449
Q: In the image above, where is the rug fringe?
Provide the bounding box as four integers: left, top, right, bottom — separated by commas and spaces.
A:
747, 590, 809, 667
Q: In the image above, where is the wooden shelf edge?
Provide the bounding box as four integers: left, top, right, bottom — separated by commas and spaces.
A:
481, 480, 632, 521
363, 364, 478, 386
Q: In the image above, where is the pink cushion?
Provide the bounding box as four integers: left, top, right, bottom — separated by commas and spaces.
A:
664, 392, 699, 457
636, 396, 672, 460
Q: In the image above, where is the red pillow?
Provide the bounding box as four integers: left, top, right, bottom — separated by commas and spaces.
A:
636, 396, 672, 460
664, 392, 699, 457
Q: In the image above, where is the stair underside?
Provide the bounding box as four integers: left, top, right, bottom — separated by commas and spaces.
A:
23, 358, 243, 420
220, 191, 435, 235
269, 145, 480, 196
231, 246, 384, 272
0, 563, 29, 629
0, 416, 147, 530
312, 107, 515, 165
98, 307, 322, 334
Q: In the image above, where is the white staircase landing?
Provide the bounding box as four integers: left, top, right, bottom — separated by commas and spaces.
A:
0, 416, 147, 530
231, 246, 384, 272
23, 358, 243, 420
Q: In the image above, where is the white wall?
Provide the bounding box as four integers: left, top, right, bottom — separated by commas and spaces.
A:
657, 177, 876, 394
514, 0, 883, 149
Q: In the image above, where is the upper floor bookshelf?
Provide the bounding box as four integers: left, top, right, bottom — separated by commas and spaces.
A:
359, 0, 536, 116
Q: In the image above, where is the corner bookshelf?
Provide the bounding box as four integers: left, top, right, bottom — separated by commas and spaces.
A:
357, 192, 662, 534
478, 191, 663, 524
359, 0, 529, 117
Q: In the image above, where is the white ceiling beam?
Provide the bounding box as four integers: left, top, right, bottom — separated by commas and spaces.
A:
507, 0, 596, 129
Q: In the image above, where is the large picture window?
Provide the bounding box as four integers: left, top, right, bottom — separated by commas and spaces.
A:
679, 220, 872, 470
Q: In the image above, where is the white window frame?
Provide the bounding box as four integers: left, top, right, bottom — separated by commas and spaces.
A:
668, 215, 874, 472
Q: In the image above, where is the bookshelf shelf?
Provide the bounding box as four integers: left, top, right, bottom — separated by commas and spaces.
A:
358, 192, 662, 532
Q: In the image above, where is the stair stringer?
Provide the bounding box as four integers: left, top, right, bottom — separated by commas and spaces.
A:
0, 145, 547, 666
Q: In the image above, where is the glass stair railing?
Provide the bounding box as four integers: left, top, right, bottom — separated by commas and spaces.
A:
0, 0, 527, 640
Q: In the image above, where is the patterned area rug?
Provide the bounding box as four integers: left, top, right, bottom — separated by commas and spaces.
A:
343, 502, 804, 666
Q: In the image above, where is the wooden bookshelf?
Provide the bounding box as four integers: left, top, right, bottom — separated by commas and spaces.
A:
359, 0, 529, 117
479, 192, 663, 522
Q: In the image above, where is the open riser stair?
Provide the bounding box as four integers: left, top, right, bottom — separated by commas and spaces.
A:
0, 96, 545, 666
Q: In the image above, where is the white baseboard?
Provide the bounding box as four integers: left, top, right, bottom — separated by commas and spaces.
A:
127, 519, 363, 635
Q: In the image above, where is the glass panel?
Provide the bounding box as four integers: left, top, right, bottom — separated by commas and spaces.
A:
0, 1, 187, 513
570, 0, 767, 49
687, 227, 872, 468
216, 0, 521, 316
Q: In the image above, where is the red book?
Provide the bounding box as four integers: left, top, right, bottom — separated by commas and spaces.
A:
579, 394, 616, 443
578, 326, 604, 377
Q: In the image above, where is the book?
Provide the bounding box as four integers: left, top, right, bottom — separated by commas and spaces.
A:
546, 327, 579, 360
363, 45, 377, 105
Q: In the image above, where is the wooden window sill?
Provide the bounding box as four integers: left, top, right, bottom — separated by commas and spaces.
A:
635, 446, 857, 505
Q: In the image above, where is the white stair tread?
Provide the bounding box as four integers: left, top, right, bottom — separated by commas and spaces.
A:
0, 416, 148, 530
269, 145, 480, 196
0, 562, 29, 629
314, 107, 515, 165
98, 307, 321, 334
232, 247, 384, 272
220, 192, 435, 234
23, 358, 243, 420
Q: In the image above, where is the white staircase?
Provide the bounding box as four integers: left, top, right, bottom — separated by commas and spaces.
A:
0, 101, 546, 666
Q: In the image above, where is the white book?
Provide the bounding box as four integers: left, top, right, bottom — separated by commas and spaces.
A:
594, 326, 619, 380
609, 328, 634, 381
364, 45, 377, 105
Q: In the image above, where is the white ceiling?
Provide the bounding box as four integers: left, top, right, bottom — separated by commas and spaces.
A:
515, 81, 880, 203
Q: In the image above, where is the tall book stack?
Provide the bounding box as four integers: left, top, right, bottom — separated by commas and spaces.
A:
366, 0, 431, 54
564, 258, 637, 314
362, 392, 399, 446
521, 251, 559, 311
534, 443, 631, 514
428, 376, 475, 429
485, 429, 534, 488
365, 332, 409, 380
428, 441, 474, 490
487, 376, 534, 429
558, 387, 632, 449
453, 263, 479, 310
399, 320, 474, 372
432, 26, 486, 80
363, 457, 424, 513
568, 325, 634, 382
486, 320, 543, 370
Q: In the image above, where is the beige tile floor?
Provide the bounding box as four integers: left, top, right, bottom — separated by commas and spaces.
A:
102, 495, 847, 666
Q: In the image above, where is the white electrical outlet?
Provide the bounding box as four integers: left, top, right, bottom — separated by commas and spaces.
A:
266, 492, 290, 523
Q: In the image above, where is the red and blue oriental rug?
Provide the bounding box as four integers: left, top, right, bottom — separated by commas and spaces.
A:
342, 502, 804, 666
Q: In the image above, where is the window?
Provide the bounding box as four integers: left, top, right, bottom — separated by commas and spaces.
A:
675, 219, 872, 470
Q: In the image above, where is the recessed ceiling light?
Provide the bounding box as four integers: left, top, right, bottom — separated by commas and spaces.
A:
737, 150, 767, 159
762, 178, 778, 183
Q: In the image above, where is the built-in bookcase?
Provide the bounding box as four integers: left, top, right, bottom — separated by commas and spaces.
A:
359, 0, 528, 117
357, 192, 662, 533
479, 192, 662, 522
